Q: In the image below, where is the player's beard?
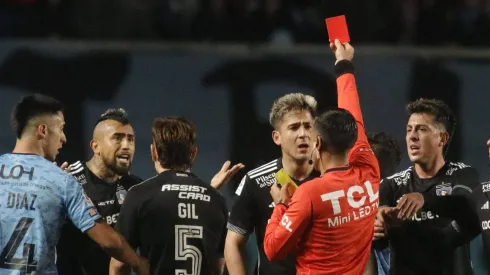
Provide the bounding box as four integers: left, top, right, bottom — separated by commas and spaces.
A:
106, 158, 131, 176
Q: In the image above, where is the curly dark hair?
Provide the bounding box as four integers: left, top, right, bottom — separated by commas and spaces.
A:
367, 132, 402, 178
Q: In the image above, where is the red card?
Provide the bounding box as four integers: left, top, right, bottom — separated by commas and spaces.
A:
325, 15, 350, 43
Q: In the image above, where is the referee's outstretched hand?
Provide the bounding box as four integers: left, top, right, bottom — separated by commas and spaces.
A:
329, 39, 354, 65
210, 160, 245, 190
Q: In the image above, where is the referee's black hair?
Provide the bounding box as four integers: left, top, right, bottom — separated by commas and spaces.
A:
314, 108, 357, 155
11, 94, 64, 138
95, 108, 130, 126
406, 98, 456, 155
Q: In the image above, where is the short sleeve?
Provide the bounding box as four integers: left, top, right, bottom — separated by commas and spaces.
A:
64, 174, 101, 233
227, 175, 255, 236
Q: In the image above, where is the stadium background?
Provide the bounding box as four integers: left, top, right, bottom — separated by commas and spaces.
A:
1, 0, 490, 273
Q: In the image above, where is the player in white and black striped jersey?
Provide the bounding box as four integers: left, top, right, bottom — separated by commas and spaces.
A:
225, 94, 320, 275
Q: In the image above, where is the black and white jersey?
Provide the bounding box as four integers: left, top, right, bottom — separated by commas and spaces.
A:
227, 158, 319, 275
472, 180, 490, 263
379, 162, 480, 275
116, 170, 228, 275
56, 161, 141, 275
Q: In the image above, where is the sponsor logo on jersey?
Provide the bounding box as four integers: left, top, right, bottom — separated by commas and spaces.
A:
482, 220, 490, 230
98, 200, 115, 206
255, 173, 277, 188
482, 182, 490, 193
321, 180, 379, 228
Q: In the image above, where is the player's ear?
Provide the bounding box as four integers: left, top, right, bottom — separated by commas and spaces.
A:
440, 132, 449, 147
37, 124, 48, 139
190, 145, 198, 164
150, 143, 158, 163
90, 139, 99, 154
272, 130, 281, 146
316, 135, 322, 151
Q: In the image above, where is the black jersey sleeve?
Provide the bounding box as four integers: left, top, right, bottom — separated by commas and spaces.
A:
379, 177, 397, 207
115, 187, 141, 249
215, 193, 228, 258
473, 181, 490, 261
227, 175, 256, 236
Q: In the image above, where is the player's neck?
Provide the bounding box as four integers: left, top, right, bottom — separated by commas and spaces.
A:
12, 138, 44, 157
414, 155, 445, 179
319, 152, 349, 173
154, 163, 190, 174
86, 157, 118, 183
281, 155, 312, 181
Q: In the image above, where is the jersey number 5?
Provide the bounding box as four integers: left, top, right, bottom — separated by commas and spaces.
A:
175, 225, 203, 275
0, 217, 38, 275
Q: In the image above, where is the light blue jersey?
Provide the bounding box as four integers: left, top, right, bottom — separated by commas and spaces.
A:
0, 153, 101, 275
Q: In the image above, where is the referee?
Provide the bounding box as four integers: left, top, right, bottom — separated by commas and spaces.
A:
376, 99, 481, 275
57, 108, 142, 275
110, 116, 231, 274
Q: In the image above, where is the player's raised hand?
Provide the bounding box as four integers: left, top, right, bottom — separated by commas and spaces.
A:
329, 39, 354, 64
210, 160, 245, 190
396, 192, 424, 220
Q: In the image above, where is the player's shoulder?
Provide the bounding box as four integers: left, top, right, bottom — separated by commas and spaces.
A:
4, 153, 71, 180
235, 158, 281, 195
383, 166, 413, 186
66, 160, 89, 184
127, 174, 159, 193
67, 160, 86, 174
445, 161, 477, 176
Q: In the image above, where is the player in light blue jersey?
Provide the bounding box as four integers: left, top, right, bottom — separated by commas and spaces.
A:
0, 94, 149, 275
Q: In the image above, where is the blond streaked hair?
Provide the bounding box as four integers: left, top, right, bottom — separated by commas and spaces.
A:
269, 93, 317, 128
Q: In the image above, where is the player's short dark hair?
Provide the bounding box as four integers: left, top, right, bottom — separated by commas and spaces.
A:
314, 108, 357, 154
152, 116, 197, 171
11, 94, 64, 138
406, 98, 456, 133
367, 132, 402, 178
95, 108, 130, 125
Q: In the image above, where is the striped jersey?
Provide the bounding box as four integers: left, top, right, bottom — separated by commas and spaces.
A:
228, 158, 318, 275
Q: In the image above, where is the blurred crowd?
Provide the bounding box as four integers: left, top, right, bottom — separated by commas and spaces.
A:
1, 0, 490, 46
